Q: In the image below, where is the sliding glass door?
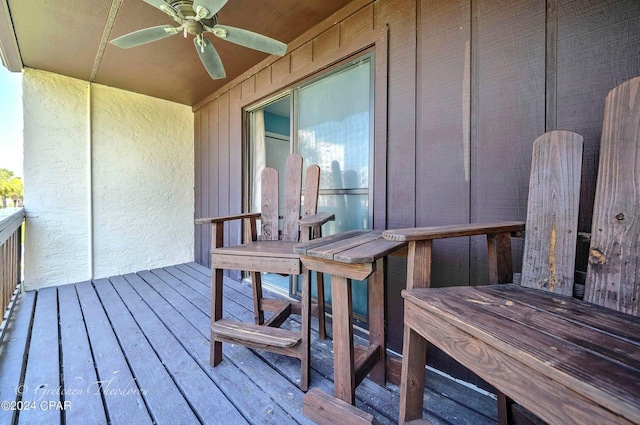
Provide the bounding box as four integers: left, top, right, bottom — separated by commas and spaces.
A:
247, 54, 373, 320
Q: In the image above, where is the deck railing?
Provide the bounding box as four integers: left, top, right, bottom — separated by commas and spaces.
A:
0, 208, 24, 331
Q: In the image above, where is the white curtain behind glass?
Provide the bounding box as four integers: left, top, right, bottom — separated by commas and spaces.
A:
297, 58, 371, 232
252, 109, 266, 213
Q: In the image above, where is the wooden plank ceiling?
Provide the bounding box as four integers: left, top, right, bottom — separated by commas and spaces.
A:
3, 0, 353, 105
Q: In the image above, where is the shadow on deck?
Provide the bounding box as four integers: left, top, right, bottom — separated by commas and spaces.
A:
0, 263, 498, 424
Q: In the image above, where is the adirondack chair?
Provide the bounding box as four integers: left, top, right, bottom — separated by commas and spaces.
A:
196, 154, 334, 391
384, 77, 640, 425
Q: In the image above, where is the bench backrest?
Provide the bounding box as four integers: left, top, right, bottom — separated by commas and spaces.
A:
520, 131, 584, 296
584, 76, 640, 316
260, 153, 320, 242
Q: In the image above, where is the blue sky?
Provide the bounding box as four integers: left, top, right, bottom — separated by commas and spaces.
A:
0, 65, 23, 177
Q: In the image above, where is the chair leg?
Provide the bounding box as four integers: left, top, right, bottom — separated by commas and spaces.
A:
497, 391, 514, 425
399, 324, 428, 424
300, 268, 312, 391
316, 271, 326, 340
211, 267, 224, 367
251, 271, 265, 325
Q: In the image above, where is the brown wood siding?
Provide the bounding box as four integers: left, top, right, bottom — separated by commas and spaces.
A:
376, 0, 417, 230
193, 0, 640, 367
557, 0, 640, 274
415, 0, 472, 291
471, 0, 546, 288
557, 0, 640, 234
409, 0, 475, 383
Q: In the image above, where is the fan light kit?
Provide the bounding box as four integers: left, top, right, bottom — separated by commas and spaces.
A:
110, 0, 288, 79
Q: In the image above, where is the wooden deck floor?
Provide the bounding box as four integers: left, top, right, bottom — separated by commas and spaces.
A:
0, 263, 498, 424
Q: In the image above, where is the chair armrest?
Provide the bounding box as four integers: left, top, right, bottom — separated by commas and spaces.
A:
299, 212, 335, 228
195, 212, 262, 225
385, 221, 526, 289
382, 221, 525, 242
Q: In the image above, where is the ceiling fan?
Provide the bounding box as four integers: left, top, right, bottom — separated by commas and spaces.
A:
110, 0, 288, 79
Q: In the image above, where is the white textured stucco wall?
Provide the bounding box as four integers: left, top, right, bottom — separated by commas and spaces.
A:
91, 84, 194, 278
23, 69, 91, 288
23, 69, 194, 289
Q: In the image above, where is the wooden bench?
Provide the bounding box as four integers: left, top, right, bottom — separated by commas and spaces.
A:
384, 76, 640, 424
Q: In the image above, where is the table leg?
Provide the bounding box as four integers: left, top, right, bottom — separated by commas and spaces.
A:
211, 223, 224, 367
331, 275, 356, 404
211, 267, 223, 366
300, 265, 311, 392
368, 257, 386, 385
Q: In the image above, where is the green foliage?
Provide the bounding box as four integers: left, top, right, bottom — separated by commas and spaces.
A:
0, 168, 23, 208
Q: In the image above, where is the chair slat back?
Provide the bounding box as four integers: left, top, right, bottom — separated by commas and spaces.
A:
260, 167, 280, 241
282, 154, 303, 242
585, 76, 640, 315
303, 165, 321, 217
520, 130, 583, 296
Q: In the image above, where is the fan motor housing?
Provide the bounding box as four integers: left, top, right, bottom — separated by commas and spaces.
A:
171, 1, 196, 16
170, 0, 218, 28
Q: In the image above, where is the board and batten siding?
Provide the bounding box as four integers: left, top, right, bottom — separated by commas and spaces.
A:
193, 0, 640, 381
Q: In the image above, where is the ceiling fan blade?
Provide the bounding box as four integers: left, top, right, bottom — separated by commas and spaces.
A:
194, 37, 226, 79
143, 0, 177, 14
212, 25, 287, 56
110, 25, 178, 49
193, 0, 228, 19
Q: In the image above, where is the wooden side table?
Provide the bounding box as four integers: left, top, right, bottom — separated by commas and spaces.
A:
295, 230, 406, 404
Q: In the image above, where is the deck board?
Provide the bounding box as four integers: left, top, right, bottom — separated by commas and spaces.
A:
58, 283, 107, 425
0, 290, 35, 425
93, 278, 200, 424
0, 263, 498, 425
128, 270, 300, 424
19, 286, 60, 425
76, 281, 152, 425
151, 267, 313, 423
111, 274, 247, 425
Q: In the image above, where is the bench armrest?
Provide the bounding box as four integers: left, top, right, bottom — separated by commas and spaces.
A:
382, 221, 525, 242
195, 212, 262, 225
384, 221, 526, 290
299, 212, 335, 228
